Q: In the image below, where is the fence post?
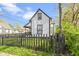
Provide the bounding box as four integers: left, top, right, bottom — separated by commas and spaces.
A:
49, 35, 53, 55
52, 35, 55, 55
2, 35, 4, 45
21, 34, 22, 46
54, 33, 60, 55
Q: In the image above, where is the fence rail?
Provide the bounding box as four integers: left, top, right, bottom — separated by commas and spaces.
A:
0, 34, 54, 52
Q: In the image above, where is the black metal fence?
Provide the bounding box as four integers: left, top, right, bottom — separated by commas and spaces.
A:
0, 33, 54, 52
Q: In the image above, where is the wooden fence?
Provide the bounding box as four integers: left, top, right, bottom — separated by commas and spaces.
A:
0, 33, 54, 52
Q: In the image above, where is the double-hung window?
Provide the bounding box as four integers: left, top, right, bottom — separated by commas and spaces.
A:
37, 25, 43, 35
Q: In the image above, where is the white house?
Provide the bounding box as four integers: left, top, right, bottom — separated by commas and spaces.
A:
0, 25, 5, 34
24, 9, 54, 36
0, 25, 15, 34
5, 29, 14, 34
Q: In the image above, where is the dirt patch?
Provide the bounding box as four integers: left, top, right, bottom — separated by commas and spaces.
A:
0, 52, 15, 56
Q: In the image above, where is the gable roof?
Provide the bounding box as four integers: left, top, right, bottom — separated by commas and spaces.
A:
24, 8, 52, 28
30, 8, 52, 21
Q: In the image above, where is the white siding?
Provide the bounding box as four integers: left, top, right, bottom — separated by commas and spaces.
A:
31, 10, 49, 36
0, 29, 2, 34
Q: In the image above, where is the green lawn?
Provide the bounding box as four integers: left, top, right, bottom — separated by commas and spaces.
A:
0, 46, 52, 56
0, 35, 53, 56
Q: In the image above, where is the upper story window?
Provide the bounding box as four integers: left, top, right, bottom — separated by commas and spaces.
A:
38, 13, 42, 20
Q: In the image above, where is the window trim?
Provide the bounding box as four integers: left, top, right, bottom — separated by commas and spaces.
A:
37, 24, 43, 35
38, 13, 42, 20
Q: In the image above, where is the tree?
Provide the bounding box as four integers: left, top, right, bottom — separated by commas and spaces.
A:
61, 4, 79, 55
15, 23, 23, 32
9, 24, 15, 30
62, 3, 79, 29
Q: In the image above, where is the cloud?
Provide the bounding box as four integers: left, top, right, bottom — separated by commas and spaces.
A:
23, 7, 35, 20
23, 11, 35, 20
26, 7, 32, 11
0, 3, 35, 20
0, 8, 2, 12
0, 3, 23, 15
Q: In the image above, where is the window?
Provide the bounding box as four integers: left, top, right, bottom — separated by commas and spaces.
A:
37, 25, 43, 35
38, 13, 42, 20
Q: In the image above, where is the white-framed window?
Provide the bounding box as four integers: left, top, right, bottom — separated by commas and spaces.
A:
38, 13, 42, 20
37, 24, 43, 35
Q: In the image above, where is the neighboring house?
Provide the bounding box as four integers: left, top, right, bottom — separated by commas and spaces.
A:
20, 28, 28, 33
0, 25, 5, 34
0, 26, 20, 34
0, 20, 14, 34
0, 26, 2, 34
4, 26, 14, 34
24, 9, 54, 36
0, 20, 25, 34
0, 25, 13, 34
13, 30, 19, 34
5, 29, 13, 34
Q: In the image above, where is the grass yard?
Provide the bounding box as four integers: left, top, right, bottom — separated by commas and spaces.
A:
0, 35, 53, 56
0, 37, 51, 52
0, 46, 52, 56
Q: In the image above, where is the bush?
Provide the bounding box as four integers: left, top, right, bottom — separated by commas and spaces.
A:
62, 21, 79, 55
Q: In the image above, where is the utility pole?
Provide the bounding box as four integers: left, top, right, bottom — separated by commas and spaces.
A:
58, 3, 65, 55
59, 3, 62, 32
54, 3, 65, 56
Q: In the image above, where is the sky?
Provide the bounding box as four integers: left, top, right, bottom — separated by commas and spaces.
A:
0, 3, 59, 27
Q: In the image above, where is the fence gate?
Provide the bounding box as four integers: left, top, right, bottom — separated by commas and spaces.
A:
53, 33, 65, 56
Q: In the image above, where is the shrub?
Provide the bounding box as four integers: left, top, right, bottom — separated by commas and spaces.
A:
62, 21, 79, 55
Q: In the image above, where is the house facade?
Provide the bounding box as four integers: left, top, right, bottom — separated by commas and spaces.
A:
0, 25, 5, 34
24, 9, 54, 36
